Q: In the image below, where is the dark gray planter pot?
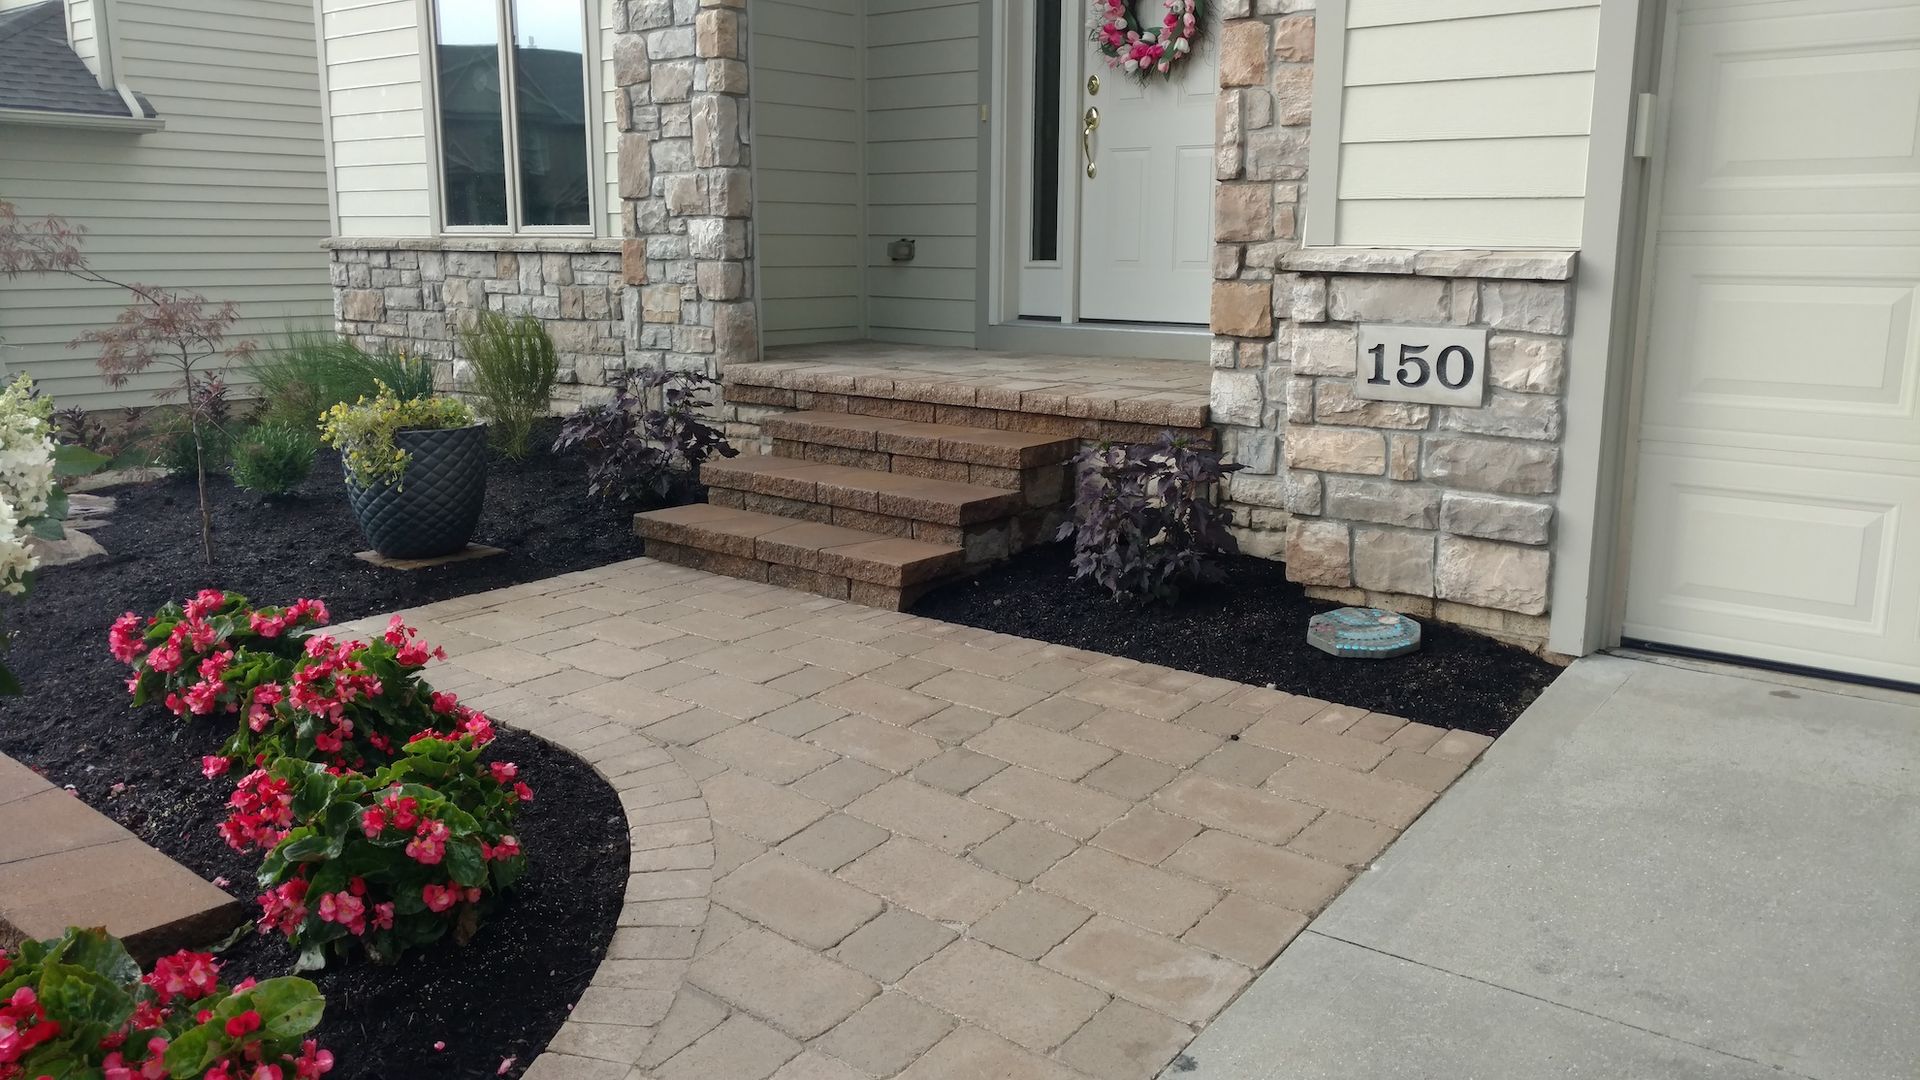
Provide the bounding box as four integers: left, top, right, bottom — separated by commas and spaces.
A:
345, 424, 488, 559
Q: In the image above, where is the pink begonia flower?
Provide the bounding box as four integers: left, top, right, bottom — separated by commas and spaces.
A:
421, 883, 458, 913
202, 756, 232, 779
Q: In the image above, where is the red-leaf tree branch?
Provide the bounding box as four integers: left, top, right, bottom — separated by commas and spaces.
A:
1, 199, 255, 563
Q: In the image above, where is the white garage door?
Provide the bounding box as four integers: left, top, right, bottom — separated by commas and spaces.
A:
1624, 0, 1920, 685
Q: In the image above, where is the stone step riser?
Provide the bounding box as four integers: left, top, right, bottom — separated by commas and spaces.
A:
642, 540, 927, 610
770, 439, 1070, 502
634, 505, 963, 611
707, 488, 1060, 565
728, 380, 1211, 443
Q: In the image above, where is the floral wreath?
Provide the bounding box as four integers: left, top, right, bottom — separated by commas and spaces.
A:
1090, 0, 1207, 81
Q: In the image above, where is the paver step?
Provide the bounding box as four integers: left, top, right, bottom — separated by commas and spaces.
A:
701, 456, 1026, 526
634, 504, 964, 609
0, 753, 245, 963
762, 411, 1078, 470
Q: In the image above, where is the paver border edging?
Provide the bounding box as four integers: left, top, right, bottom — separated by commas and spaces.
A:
512, 723, 715, 1080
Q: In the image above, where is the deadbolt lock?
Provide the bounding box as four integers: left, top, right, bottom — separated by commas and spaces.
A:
1087, 75, 1100, 96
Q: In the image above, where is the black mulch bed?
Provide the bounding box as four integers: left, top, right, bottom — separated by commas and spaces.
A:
914, 543, 1563, 737
0, 429, 647, 1079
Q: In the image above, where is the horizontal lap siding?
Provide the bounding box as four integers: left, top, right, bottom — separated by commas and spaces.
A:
863, 0, 977, 347
322, 0, 432, 237
0, 0, 331, 410
754, 0, 865, 346
1332, 0, 1599, 249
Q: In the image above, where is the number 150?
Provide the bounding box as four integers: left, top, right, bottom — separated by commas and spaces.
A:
1366, 343, 1475, 390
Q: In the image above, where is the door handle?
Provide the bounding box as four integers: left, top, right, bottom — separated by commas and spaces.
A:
1082, 106, 1100, 178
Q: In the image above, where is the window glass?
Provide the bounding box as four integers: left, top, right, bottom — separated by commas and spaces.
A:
434, 0, 510, 227
1030, 0, 1062, 262
511, 1, 591, 227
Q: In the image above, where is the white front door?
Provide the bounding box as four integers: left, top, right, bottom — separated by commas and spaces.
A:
1011, 3, 1214, 326
1076, 57, 1216, 323
1623, 0, 1920, 685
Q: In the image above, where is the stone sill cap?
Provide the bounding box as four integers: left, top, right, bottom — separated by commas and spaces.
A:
322, 236, 624, 255
1281, 247, 1576, 282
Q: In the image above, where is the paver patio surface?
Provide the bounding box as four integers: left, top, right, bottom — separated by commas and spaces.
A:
338, 557, 1494, 1080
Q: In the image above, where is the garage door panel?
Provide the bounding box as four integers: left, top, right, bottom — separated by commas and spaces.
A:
1629, 0, 1920, 684
1639, 247, 1920, 446
1663, 3, 1920, 224
1625, 454, 1920, 680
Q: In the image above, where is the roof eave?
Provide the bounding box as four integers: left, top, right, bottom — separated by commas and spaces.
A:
0, 106, 164, 132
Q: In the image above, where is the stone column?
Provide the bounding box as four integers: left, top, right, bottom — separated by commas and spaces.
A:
1209, 2, 1314, 558
615, 0, 757, 378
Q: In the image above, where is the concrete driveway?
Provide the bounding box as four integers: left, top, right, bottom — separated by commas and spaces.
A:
1174, 654, 1920, 1080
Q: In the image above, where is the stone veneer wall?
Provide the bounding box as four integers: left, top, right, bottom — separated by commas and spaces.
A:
1269, 249, 1574, 647
1205, 2, 1315, 559
615, 0, 758, 379
327, 238, 630, 408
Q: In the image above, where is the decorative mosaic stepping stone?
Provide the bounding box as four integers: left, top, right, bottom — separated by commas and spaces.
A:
1307, 607, 1422, 660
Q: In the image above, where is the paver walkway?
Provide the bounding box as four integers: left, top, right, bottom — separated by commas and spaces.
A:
339, 558, 1493, 1080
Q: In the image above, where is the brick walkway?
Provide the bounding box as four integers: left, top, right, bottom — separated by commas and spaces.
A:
340, 558, 1490, 1080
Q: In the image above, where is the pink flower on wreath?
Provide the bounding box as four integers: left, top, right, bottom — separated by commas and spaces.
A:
421, 883, 458, 913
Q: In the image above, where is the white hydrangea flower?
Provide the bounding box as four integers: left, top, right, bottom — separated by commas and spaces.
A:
0, 497, 34, 596
0, 374, 57, 595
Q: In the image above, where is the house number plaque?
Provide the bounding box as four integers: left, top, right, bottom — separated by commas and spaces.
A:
1354, 325, 1489, 407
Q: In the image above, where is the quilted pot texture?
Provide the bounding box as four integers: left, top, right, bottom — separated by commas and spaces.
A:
345, 424, 488, 559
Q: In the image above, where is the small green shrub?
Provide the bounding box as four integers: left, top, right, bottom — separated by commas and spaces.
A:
233, 422, 318, 494
319, 384, 475, 489
248, 329, 436, 430
459, 312, 557, 459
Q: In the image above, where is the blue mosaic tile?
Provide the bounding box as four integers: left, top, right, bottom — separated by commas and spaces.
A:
1307, 607, 1422, 660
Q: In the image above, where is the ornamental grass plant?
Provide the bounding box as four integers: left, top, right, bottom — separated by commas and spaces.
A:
458, 312, 557, 460
247, 330, 434, 432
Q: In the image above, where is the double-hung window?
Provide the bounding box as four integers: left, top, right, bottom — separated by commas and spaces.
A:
430, 0, 595, 232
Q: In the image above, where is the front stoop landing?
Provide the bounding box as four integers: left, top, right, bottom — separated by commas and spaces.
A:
637, 404, 1101, 607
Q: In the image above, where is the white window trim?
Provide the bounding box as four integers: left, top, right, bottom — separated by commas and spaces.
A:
1301, 0, 1346, 249
420, 0, 605, 238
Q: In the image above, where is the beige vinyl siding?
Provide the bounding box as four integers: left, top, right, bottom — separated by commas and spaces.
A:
320, 0, 432, 237
65, 0, 100, 80
1331, 0, 1598, 248
863, 0, 977, 346
751, 0, 865, 346
0, 0, 331, 410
